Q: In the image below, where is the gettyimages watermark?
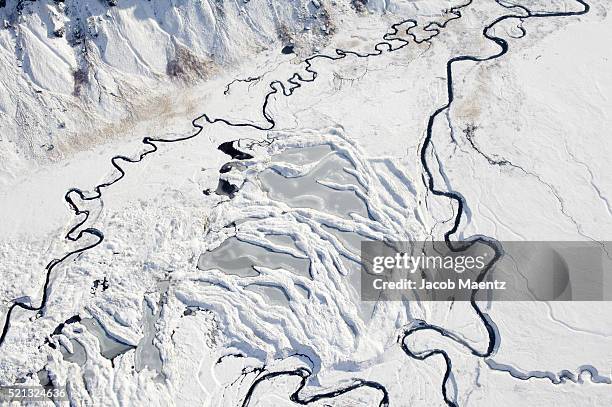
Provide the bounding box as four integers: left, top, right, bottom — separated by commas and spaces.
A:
361, 241, 611, 301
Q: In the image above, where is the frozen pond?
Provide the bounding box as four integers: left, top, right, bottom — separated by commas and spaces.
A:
60, 318, 134, 365
271, 144, 333, 165
198, 236, 310, 278
244, 284, 291, 307
259, 150, 369, 219
135, 301, 163, 375
81, 318, 135, 360
60, 339, 87, 366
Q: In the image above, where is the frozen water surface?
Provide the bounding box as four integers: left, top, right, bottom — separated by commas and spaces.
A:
244, 284, 291, 307
60, 339, 87, 366
59, 318, 134, 365
197, 236, 310, 278
135, 301, 163, 375
81, 318, 135, 360
271, 144, 333, 165
260, 149, 368, 219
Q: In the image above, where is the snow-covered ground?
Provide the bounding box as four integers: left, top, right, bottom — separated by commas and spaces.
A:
0, 0, 611, 406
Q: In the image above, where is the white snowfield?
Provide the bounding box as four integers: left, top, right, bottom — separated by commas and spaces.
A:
0, 0, 611, 406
